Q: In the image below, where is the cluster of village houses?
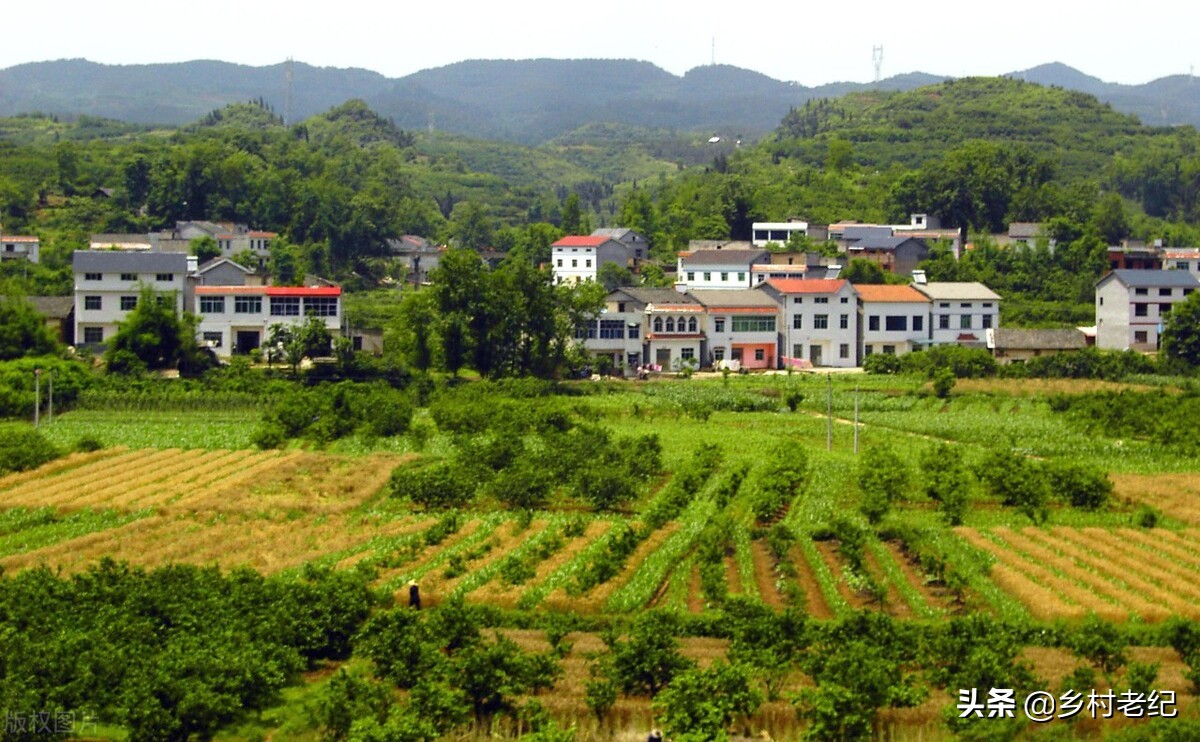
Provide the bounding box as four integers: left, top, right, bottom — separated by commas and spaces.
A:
3, 214, 1198, 370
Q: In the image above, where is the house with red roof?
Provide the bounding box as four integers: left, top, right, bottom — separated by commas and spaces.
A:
194, 285, 341, 356
551, 235, 642, 284
763, 278, 859, 368
856, 284, 932, 357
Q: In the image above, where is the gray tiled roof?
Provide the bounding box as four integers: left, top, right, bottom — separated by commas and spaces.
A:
914, 282, 1002, 301
610, 287, 700, 305
27, 296, 74, 318
73, 250, 188, 273
680, 249, 769, 266
689, 289, 781, 308
848, 236, 927, 251
1104, 269, 1200, 289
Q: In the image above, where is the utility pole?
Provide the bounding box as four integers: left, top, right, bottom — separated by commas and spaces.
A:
854, 383, 859, 454
48, 370, 54, 425
826, 374, 833, 451
33, 368, 41, 428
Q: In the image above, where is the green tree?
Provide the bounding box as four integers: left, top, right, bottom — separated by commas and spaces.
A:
105, 287, 193, 371
840, 258, 887, 285
0, 296, 58, 360
448, 201, 494, 250
919, 444, 972, 526
976, 449, 1049, 524
596, 261, 634, 291
189, 236, 221, 264
857, 446, 910, 525
560, 193, 584, 234
652, 662, 762, 742
1162, 291, 1200, 368
606, 611, 694, 697
932, 366, 956, 399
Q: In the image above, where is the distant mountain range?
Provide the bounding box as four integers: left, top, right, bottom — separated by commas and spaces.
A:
1, 58, 1197, 144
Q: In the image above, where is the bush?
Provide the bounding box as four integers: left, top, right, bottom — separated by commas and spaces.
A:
863, 354, 902, 374
1044, 461, 1112, 510
390, 462, 478, 510
74, 436, 104, 453
0, 425, 61, 474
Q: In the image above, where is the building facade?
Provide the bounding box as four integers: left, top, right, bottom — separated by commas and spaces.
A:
856, 284, 932, 357
194, 286, 342, 356
914, 282, 1000, 347
1095, 270, 1199, 350
764, 279, 858, 368
73, 251, 191, 347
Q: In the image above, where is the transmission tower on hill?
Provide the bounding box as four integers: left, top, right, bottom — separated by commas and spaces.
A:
873, 45, 884, 85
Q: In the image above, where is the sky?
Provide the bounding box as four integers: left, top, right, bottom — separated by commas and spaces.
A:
2, 1, 1196, 86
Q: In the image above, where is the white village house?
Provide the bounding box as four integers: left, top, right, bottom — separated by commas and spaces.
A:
913, 282, 1000, 347
763, 278, 858, 368
194, 286, 342, 357
73, 251, 191, 346
856, 284, 932, 357
1095, 269, 1199, 351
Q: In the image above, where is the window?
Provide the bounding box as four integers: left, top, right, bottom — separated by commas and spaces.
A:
883, 345, 896, 355
270, 297, 301, 316
1160, 303, 1172, 314
199, 296, 224, 313
304, 297, 338, 317
939, 302, 950, 308
202, 331, 223, 348
839, 343, 850, 359
84, 272, 101, 281
585, 322, 597, 339
687, 272, 695, 281
714, 347, 725, 361
680, 347, 694, 360
1177, 262, 1190, 271
234, 296, 263, 314
155, 295, 170, 306
714, 318, 725, 333
720, 272, 728, 281
585, 259, 592, 268
666, 317, 676, 332
1159, 288, 1173, 297
573, 323, 588, 340
960, 315, 972, 329
982, 302, 994, 308
840, 314, 849, 329
627, 353, 640, 368
1135, 288, 1148, 296
653, 317, 663, 332
960, 302, 972, 308
120, 296, 138, 311
556, 259, 562, 267
599, 320, 624, 339
703, 272, 711, 282
885, 316, 907, 332
912, 315, 924, 332
84, 295, 101, 311
813, 314, 829, 330
864, 345, 874, 356
1134, 331, 1148, 343
628, 324, 639, 339
737, 272, 745, 282
1134, 304, 1148, 317
939, 315, 950, 329
617, 302, 626, 312
982, 314, 993, 329
793, 297, 803, 304
687, 317, 697, 333
156, 273, 174, 282
83, 327, 103, 343
868, 316, 880, 331
840, 297, 849, 304
120, 272, 136, 281
352, 336, 363, 351
731, 316, 776, 332
571, 259, 578, 268
815, 297, 829, 304
754, 349, 765, 361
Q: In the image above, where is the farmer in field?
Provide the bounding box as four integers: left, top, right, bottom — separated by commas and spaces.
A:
408, 580, 421, 610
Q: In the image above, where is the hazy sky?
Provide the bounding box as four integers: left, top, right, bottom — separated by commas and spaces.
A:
2, 1, 1195, 86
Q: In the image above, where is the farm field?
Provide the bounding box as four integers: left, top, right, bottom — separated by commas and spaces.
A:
5, 374, 1200, 739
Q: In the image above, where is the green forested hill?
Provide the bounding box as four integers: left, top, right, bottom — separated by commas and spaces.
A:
770, 77, 1150, 177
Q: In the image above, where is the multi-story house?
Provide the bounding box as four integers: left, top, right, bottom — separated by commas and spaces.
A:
194, 285, 342, 357
1, 231, 40, 263
846, 236, 930, 276
642, 290, 705, 371
73, 251, 191, 346
691, 289, 781, 370
763, 278, 858, 368
856, 284, 932, 357
676, 249, 770, 290
551, 236, 640, 284
577, 287, 668, 373
751, 220, 808, 248
914, 282, 1001, 347
1163, 248, 1200, 277
1095, 269, 1199, 351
